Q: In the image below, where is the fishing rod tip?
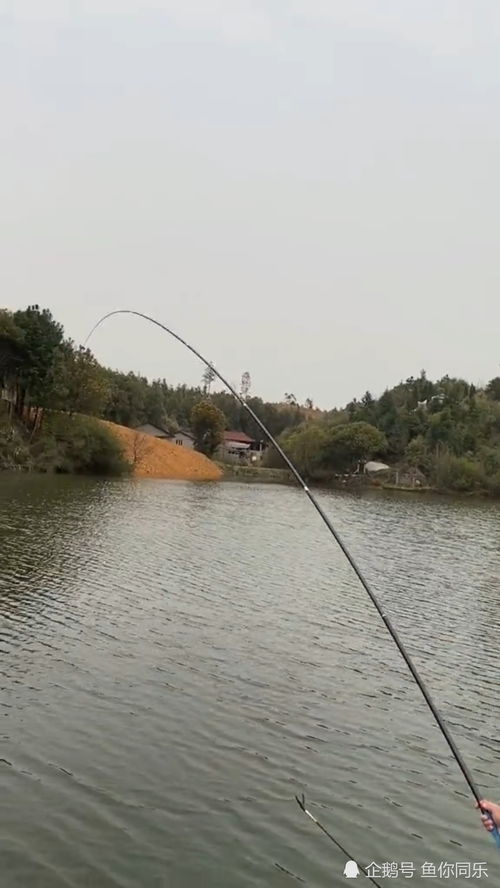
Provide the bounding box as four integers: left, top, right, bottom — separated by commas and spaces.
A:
295, 793, 306, 811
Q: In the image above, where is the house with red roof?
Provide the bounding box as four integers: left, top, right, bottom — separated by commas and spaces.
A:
219, 430, 266, 463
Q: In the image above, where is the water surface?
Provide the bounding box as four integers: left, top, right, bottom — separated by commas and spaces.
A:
1, 475, 499, 886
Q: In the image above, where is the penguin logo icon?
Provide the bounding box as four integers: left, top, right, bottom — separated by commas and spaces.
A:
343, 860, 360, 878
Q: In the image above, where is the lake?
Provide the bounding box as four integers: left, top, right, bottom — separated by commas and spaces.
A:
1, 475, 499, 886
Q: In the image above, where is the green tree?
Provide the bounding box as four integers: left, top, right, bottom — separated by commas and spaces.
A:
280, 422, 328, 477
0, 309, 25, 384
102, 370, 149, 427
13, 305, 64, 408
357, 390, 376, 425
486, 377, 500, 401
145, 380, 170, 429
404, 435, 432, 474
53, 344, 110, 416
426, 408, 457, 450
191, 399, 225, 456
323, 421, 387, 472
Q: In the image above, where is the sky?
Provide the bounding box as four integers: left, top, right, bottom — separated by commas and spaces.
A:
2, 1, 500, 408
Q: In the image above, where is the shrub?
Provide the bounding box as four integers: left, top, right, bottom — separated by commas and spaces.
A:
404, 435, 432, 474
33, 414, 130, 476
485, 470, 500, 497
0, 415, 31, 470
433, 452, 485, 492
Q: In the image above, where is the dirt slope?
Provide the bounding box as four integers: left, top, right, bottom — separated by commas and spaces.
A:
101, 420, 222, 481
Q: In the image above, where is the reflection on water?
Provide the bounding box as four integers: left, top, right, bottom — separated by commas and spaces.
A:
1, 474, 499, 886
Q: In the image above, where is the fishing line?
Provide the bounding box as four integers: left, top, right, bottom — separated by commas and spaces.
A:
85, 309, 500, 854
295, 794, 382, 886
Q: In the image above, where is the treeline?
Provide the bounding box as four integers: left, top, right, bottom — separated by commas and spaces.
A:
3, 304, 500, 493
0, 305, 303, 439
0, 304, 304, 471
0, 305, 127, 474
103, 377, 304, 441
265, 373, 500, 494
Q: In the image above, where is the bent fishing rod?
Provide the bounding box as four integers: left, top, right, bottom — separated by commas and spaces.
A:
85, 309, 500, 854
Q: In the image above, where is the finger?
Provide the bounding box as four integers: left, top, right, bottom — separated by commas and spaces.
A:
479, 799, 493, 812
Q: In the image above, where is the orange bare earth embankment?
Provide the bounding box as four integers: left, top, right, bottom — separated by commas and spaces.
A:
101, 421, 222, 481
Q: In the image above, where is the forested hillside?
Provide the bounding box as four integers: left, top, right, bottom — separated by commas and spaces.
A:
2, 304, 500, 492
267, 375, 500, 493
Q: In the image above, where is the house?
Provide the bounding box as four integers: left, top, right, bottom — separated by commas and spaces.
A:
168, 430, 195, 449
218, 430, 266, 464
135, 423, 195, 449
135, 423, 171, 439
223, 430, 254, 449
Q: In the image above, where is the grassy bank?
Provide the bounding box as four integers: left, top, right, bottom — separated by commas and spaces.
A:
0, 409, 130, 476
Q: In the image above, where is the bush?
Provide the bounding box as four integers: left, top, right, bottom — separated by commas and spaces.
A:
262, 441, 288, 469
433, 452, 485, 492
477, 445, 500, 476
485, 470, 500, 497
32, 414, 130, 476
0, 415, 31, 470
404, 435, 432, 474
277, 422, 328, 477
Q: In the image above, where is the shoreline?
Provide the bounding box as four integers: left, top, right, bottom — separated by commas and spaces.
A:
217, 464, 498, 500
2, 460, 497, 501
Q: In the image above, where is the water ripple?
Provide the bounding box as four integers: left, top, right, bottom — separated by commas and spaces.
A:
1, 475, 499, 885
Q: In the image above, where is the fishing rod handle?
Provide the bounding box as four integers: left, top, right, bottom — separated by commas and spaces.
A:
478, 805, 500, 849
489, 823, 500, 849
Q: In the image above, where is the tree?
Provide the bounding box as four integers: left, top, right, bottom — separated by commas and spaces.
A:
103, 370, 149, 427
0, 309, 22, 339
131, 430, 153, 469
13, 305, 63, 408
486, 377, 500, 401
281, 422, 328, 477
284, 392, 298, 406
146, 380, 166, 428
0, 310, 25, 384
190, 399, 225, 456
323, 421, 387, 472
240, 371, 251, 400
404, 435, 432, 474
51, 344, 110, 416
304, 397, 314, 410
202, 363, 216, 395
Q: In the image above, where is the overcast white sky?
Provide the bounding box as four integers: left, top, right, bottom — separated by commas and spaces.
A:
2, 1, 500, 407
